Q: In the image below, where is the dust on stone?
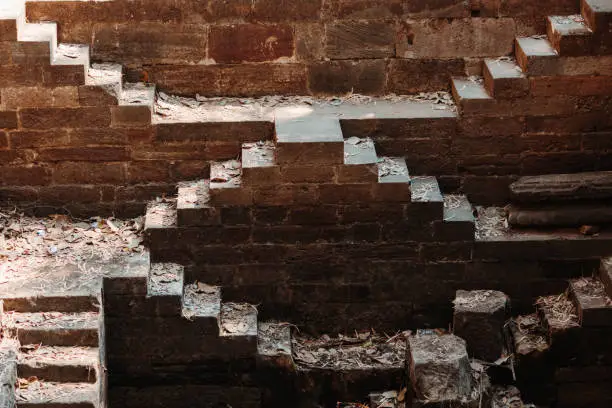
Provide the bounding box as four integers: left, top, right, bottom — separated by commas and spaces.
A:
535, 293, 579, 328
378, 157, 408, 178
182, 282, 220, 321
293, 330, 408, 370
475, 206, 509, 240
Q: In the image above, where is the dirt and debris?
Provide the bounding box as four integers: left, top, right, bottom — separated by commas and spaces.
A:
221, 303, 257, 335
475, 207, 509, 240
572, 277, 610, 301
536, 293, 579, 328
258, 322, 292, 356
182, 282, 220, 320
154, 92, 456, 122
0, 208, 147, 299
378, 157, 408, 178
211, 160, 242, 185
511, 314, 549, 355
293, 330, 408, 369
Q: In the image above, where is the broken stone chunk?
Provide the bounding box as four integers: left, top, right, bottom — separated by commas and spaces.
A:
453, 290, 509, 361
407, 334, 473, 402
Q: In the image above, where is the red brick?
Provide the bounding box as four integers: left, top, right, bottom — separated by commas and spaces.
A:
252, 0, 322, 21
0, 66, 42, 87
69, 128, 154, 146
170, 161, 209, 180
323, 0, 403, 19
19, 107, 111, 129
459, 116, 525, 137
325, 21, 395, 59
457, 155, 521, 176
1, 86, 79, 110
93, 23, 208, 65
42, 65, 85, 87
397, 18, 516, 58
253, 185, 320, 206
520, 133, 581, 153
288, 206, 339, 225
78, 85, 118, 106
319, 183, 373, 203
0, 165, 51, 186
470, 0, 501, 17
209, 24, 294, 64
521, 152, 598, 175
387, 59, 465, 93
9, 129, 71, 149
525, 112, 612, 133
38, 147, 130, 162
280, 165, 336, 183
308, 60, 386, 95
530, 76, 612, 97
148, 64, 308, 96
462, 175, 515, 205
155, 122, 274, 143
126, 161, 170, 183
295, 23, 325, 61
111, 105, 151, 128
0, 131, 7, 149
53, 162, 126, 184
0, 42, 12, 65
404, 0, 468, 17
38, 185, 105, 204
0, 111, 18, 129
0, 20, 17, 42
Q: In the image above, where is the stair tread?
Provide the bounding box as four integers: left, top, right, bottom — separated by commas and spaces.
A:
0, 0, 25, 19
177, 180, 212, 210
257, 322, 292, 357
210, 160, 242, 189
344, 137, 377, 166
86, 63, 122, 94
53, 43, 88, 66
148, 263, 184, 297
17, 22, 55, 42
586, 0, 612, 13
242, 141, 276, 169
509, 314, 550, 356
275, 116, 343, 144
536, 294, 580, 333
484, 58, 526, 79
452, 77, 492, 100
378, 157, 410, 184
570, 277, 612, 313
410, 176, 443, 202
220, 303, 257, 337
119, 82, 155, 106
6, 312, 99, 331
182, 282, 221, 320
516, 36, 558, 57
144, 201, 177, 229
18, 346, 99, 367
443, 195, 475, 223
16, 381, 98, 406
548, 15, 593, 36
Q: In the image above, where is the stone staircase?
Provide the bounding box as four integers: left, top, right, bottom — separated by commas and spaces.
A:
507, 260, 612, 407
1, 293, 104, 406
452, 0, 612, 114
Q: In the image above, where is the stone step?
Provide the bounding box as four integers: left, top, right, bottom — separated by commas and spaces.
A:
257, 322, 293, 369
535, 294, 580, 345
83, 63, 122, 105
146, 262, 184, 316
439, 195, 475, 241
210, 159, 251, 206
144, 200, 177, 231
507, 314, 550, 357
547, 15, 593, 56
4, 312, 99, 347
241, 141, 279, 186
451, 77, 493, 114
17, 346, 99, 383
483, 58, 528, 98
515, 37, 558, 75
181, 282, 221, 335
582, 0, 612, 33
219, 302, 258, 339
15, 22, 56, 63
569, 277, 612, 327
274, 116, 344, 165
510, 171, 612, 202
1, 293, 100, 313
16, 381, 98, 407
376, 157, 411, 202
113, 82, 155, 127
46, 43, 89, 87
600, 257, 612, 298
176, 180, 219, 227
410, 176, 444, 221
340, 137, 378, 184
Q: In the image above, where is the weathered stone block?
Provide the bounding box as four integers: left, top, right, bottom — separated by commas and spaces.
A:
209, 24, 294, 63
308, 60, 386, 94
453, 290, 509, 361
325, 21, 395, 59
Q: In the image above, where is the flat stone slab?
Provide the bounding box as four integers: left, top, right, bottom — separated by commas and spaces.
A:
510, 171, 612, 202
570, 277, 612, 327
15, 381, 98, 407
17, 346, 99, 383
407, 334, 473, 402
507, 203, 612, 227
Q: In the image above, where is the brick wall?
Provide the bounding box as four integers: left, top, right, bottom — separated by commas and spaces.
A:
24, 0, 581, 97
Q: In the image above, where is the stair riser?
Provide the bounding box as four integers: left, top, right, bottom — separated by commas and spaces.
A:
582, 0, 612, 33
18, 363, 98, 383
3, 296, 100, 313
547, 21, 594, 56
17, 401, 96, 408
12, 329, 99, 347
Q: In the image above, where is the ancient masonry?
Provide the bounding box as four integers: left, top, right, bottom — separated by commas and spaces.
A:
0, 0, 611, 407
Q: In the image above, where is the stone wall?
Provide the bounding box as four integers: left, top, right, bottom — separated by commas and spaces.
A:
25, 0, 580, 96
